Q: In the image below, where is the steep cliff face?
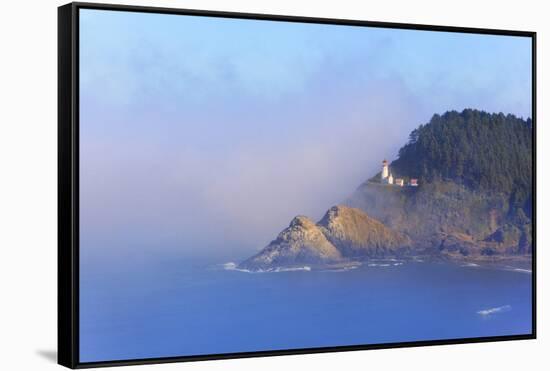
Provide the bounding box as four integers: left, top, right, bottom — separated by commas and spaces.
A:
349, 181, 504, 239
346, 180, 532, 258
239, 206, 410, 270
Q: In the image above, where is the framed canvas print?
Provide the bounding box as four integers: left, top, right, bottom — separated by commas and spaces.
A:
58, 2, 536, 368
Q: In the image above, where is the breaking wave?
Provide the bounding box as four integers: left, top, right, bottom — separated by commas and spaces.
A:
222, 262, 311, 273
503, 266, 532, 274
271, 266, 312, 272
367, 262, 403, 267
477, 305, 512, 316
222, 262, 253, 273
511, 268, 532, 274
322, 265, 360, 272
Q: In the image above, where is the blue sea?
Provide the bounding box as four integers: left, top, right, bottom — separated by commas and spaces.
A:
79, 256, 532, 362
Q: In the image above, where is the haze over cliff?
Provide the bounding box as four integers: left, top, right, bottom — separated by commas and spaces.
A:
240, 109, 533, 270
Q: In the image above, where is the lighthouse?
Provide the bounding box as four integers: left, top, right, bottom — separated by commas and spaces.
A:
381, 159, 389, 181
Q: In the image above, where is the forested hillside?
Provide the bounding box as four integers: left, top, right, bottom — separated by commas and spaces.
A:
390, 109, 532, 216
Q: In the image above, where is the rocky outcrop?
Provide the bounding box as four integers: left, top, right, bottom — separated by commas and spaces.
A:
239, 215, 343, 270
239, 206, 411, 270
318, 206, 411, 258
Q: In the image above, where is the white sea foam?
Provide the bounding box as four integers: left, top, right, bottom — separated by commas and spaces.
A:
222, 262, 311, 273
503, 266, 532, 274
511, 268, 532, 274
366, 259, 404, 267
222, 262, 255, 273
477, 305, 512, 316
322, 265, 360, 272
461, 263, 480, 268
271, 266, 312, 272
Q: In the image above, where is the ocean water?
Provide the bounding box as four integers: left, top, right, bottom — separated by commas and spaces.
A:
79, 257, 532, 363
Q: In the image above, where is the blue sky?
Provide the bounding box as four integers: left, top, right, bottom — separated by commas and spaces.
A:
79, 9, 532, 259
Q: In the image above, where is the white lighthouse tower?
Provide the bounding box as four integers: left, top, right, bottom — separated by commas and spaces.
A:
381, 159, 389, 182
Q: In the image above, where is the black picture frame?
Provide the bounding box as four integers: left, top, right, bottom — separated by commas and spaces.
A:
58, 2, 537, 369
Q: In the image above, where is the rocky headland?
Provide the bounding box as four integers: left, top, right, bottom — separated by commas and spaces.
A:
239, 109, 533, 271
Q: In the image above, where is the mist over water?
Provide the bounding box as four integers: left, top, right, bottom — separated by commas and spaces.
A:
80, 73, 424, 259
